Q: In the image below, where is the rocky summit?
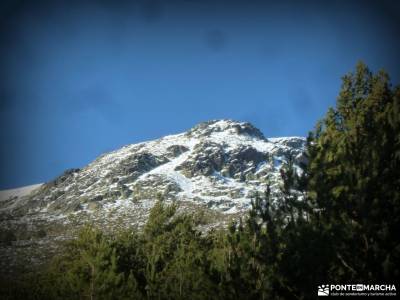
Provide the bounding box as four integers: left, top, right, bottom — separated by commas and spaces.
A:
0, 119, 306, 274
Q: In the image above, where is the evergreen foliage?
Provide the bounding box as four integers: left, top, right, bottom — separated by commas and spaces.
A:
1, 62, 398, 299
306, 62, 400, 283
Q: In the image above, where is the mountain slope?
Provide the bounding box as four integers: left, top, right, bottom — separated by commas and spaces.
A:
0, 120, 306, 274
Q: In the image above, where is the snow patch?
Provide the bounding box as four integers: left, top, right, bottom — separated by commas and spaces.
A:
0, 184, 43, 202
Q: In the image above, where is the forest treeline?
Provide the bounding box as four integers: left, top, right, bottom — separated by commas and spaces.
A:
1, 62, 399, 299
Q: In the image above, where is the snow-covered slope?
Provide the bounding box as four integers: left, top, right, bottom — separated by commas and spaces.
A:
0, 120, 306, 273
1, 120, 305, 216
0, 184, 42, 202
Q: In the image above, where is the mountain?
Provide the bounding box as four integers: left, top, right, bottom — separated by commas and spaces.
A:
0, 119, 306, 274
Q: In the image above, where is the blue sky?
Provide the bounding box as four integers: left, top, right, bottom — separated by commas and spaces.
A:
0, 0, 399, 189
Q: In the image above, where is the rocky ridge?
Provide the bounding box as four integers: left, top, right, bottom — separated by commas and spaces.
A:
0, 120, 306, 273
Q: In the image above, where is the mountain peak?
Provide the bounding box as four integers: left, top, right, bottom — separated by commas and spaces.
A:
186, 119, 266, 140
0, 119, 307, 274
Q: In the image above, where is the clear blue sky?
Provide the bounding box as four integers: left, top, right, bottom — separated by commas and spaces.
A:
0, 0, 399, 189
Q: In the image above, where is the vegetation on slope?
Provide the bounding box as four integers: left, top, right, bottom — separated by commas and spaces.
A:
1, 62, 399, 299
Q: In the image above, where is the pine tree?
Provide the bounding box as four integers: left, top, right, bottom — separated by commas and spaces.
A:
307, 62, 400, 282
40, 226, 141, 300
143, 200, 216, 299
